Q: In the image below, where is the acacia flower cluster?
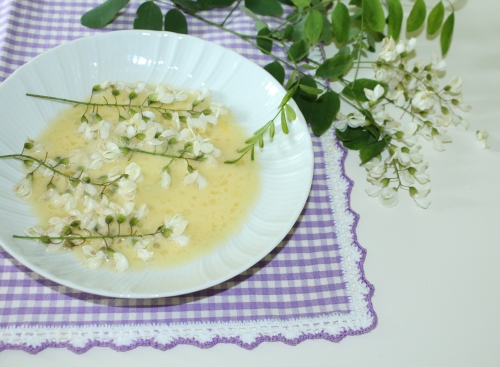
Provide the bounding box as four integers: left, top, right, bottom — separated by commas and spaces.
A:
6, 82, 229, 272
334, 37, 471, 208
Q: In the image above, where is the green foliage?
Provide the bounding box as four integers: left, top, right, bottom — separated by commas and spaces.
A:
362, 0, 385, 33
305, 10, 323, 43
164, 9, 188, 34
245, 0, 283, 16
440, 12, 455, 55
406, 0, 426, 33
256, 27, 273, 53
310, 91, 340, 136
287, 39, 309, 62
134, 1, 162, 30
81, 0, 129, 29
315, 52, 353, 79
79, 0, 458, 173
427, 1, 445, 35
264, 61, 285, 84
387, 0, 403, 39
331, 2, 350, 43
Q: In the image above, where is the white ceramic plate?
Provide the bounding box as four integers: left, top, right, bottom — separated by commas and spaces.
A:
0, 30, 313, 298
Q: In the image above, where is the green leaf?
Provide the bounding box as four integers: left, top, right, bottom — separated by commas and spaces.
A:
387, 0, 403, 39
164, 9, 188, 34
342, 78, 388, 102
331, 1, 350, 43
81, 0, 129, 29
245, 0, 283, 16
363, 0, 385, 32
315, 52, 353, 79
320, 15, 333, 44
406, 0, 426, 33
299, 84, 323, 95
291, 0, 311, 6
254, 20, 267, 31
305, 10, 323, 43
287, 39, 309, 62
292, 13, 307, 41
173, 0, 211, 12
283, 24, 294, 40
256, 27, 273, 53
202, 0, 236, 7
359, 139, 388, 164
427, 1, 445, 35
285, 104, 297, 121
134, 1, 162, 30
336, 126, 364, 142
440, 12, 454, 55
292, 76, 317, 122
342, 131, 377, 150
310, 91, 340, 136
349, 0, 362, 6
263, 61, 285, 84
301, 64, 317, 70
281, 110, 289, 134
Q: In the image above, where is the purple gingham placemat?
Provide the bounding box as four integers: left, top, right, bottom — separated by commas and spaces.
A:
0, 0, 376, 352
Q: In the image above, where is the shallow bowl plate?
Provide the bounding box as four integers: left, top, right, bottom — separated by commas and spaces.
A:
0, 30, 313, 298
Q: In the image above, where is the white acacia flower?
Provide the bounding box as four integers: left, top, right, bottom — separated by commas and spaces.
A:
125, 162, 142, 182
196, 87, 211, 102
476, 130, 491, 149
431, 53, 447, 72
135, 203, 149, 219
364, 157, 386, 179
446, 76, 462, 94
432, 131, 452, 151
161, 170, 171, 188
101, 142, 122, 161
365, 179, 384, 197
113, 252, 129, 272
38, 188, 56, 201
109, 201, 135, 217
183, 170, 207, 188
391, 147, 411, 166
378, 187, 399, 208
364, 84, 385, 105
411, 186, 431, 209
378, 37, 398, 62
82, 245, 104, 270
90, 120, 112, 140
13, 177, 32, 198
117, 178, 137, 201
210, 102, 227, 118
164, 214, 190, 246
193, 136, 214, 156
412, 90, 436, 111
347, 112, 366, 129
134, 238, 154, 261
395, 38, 417, 55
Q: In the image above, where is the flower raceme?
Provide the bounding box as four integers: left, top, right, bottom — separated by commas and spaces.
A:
5, 82, 232, 272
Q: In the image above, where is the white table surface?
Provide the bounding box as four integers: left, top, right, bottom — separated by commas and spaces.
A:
3, 0, 500, 365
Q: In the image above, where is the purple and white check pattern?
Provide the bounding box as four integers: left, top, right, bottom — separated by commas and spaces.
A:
0, 0, 376, 352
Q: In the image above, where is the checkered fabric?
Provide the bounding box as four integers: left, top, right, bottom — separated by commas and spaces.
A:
0, 0, 375, 352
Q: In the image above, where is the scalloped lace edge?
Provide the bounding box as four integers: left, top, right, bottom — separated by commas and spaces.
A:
0, 130, 375, 350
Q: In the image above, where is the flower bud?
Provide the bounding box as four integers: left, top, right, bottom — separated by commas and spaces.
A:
70, 178, 79, 187
83, 176, 91, 183
401, 146, 410, 153
168, 138, 177, 145
129, 109, 137, 117
118, 115, 126, 122
395, 131, 404, 139
409, 186, 418, 196
105, 215, 114, 224
59, 158, 70, 165
135, 133, 146, 141
161, 228, 173, 238
23, 159, 33, 167
129, 217, 139, 226
81, 115, 89, 123
380, 178, 390, 187
408, 167, 417, 175
192, 100, 201, 107
94, 114, 102, 122
202, 109, 212, 115
47, 182, 56, 190
148, 93, 158, 102
162, 112, 172, 120
441, 106, 449, 115
40, 236, 52, 244
129, 91, 137, 100
62, 226, 72, 235
142, 115, 150, 122
24, 142, 34, 150
179, 115, 187, 123
187, 165, 194, 173
112, 89, 120, 96
117, 214, 126, 224
26, 172, 34, 180
70, 220, 81, 228
92, 84, 101, 92
120, 147, 131, 155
